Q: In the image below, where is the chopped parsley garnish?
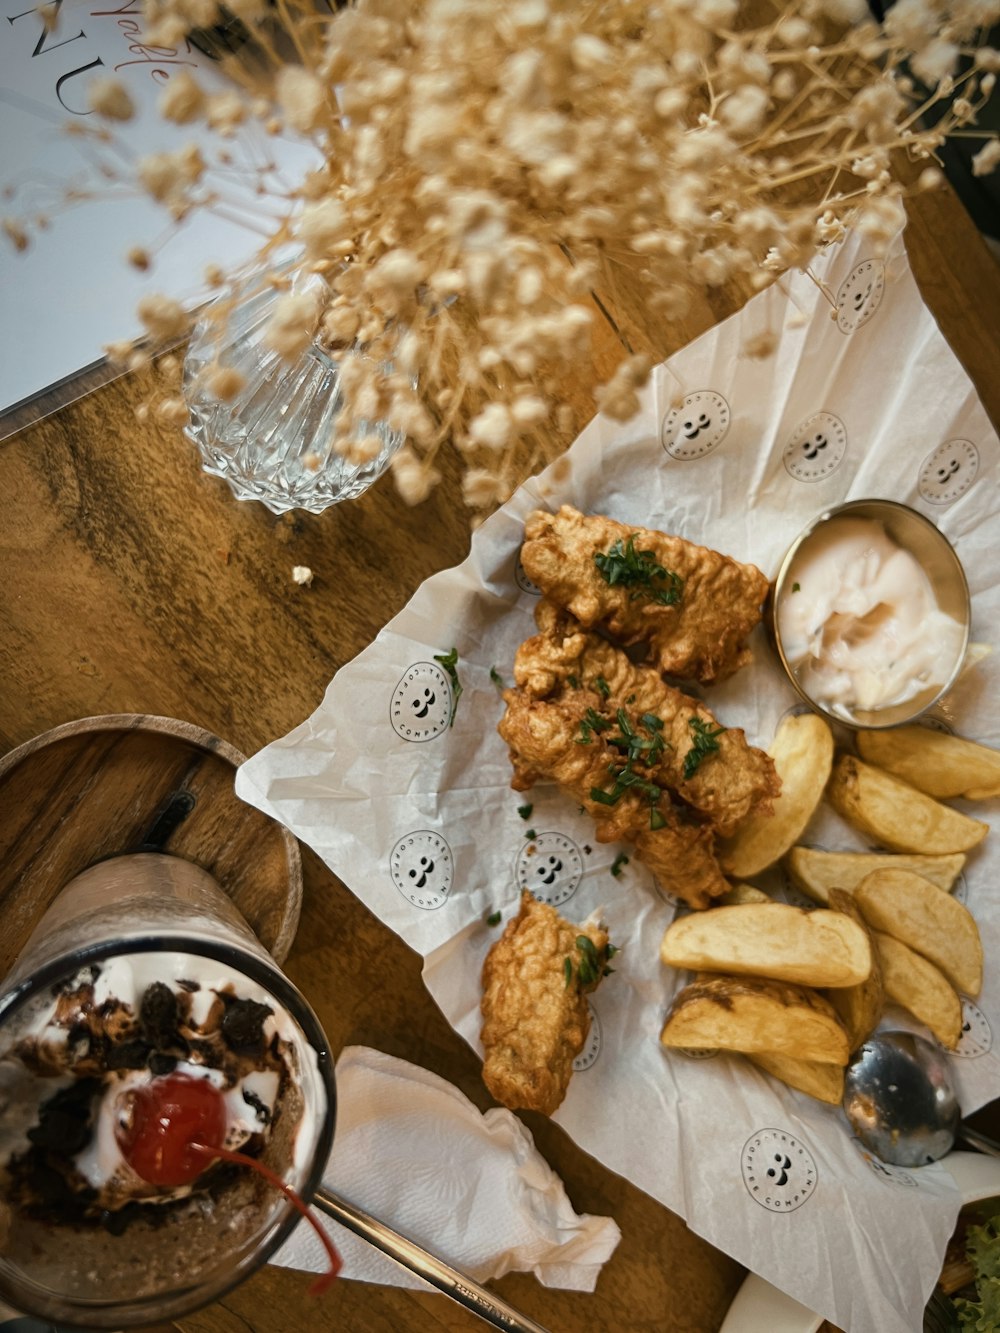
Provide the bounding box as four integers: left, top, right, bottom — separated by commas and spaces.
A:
489, 665, 505, 688
683, 716, 727, 779
576, 707, 613, 745
587, 709, 670, 830
525, 828, 537, 841
487, 910, 502, 926
594, 675, 611, 698
792, 582, 801, 593
594, 535, 684, 607
567, 673, 579, 688
517, 803, 533, 820
433, 647, 463, 726
563, 957, 574, 989
611, 852, 629, 878
576, 935, 601, 985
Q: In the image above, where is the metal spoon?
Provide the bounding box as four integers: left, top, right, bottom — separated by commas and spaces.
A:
313, 1186, 552, 1333
843, 1030, 960, 1167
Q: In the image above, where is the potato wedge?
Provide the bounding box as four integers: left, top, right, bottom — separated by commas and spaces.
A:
854, 868, 983, 996
873, 930, 962, 1050
720, 713, 834, 877
719, 882, 771, 905
660, 903, 871, 987
857, 727, 1000, 801
748, 1051, 845, 1105
822, 889, 883, 1050
785, 845, 965, 904
660, 975, 850, 1065
826, 756, 988, 855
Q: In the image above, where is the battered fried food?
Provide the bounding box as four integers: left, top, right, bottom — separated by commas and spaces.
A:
480, 890, 610, 1116
498, 689, 730, 907
513, 600, 780, 838
519, 505, 769, 683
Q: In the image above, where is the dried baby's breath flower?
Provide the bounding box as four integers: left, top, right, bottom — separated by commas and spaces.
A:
3, 217, 28, 251
136, 293, 189, 341
88, 77, 135, 122
204, 365, 245, 400
973, 139, 1000, 176
291, 565, 314, 586
81, 0, 998, 519
127, 246, 150, 271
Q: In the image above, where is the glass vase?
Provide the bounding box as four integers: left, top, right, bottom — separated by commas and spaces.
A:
183, 263, 404, 515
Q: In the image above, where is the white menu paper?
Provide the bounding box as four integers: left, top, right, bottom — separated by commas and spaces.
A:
237, 224, 1000, 1333
0, 0, 316, 421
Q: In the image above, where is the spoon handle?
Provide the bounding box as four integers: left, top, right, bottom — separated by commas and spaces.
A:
958, 1124, 1000, 1158
313, 1185, 553, 1333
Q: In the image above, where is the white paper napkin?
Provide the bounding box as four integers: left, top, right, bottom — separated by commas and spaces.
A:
271, 1045, 621, 1291
240, 222, 1000, 1333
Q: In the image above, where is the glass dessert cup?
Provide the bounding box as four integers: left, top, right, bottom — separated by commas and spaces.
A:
0, 853, 336, 1328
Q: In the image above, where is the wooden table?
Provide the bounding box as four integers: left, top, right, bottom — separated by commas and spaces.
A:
1, 179, 998, 1333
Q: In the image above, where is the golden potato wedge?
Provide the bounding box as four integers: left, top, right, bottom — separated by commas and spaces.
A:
719, 882, 771, 905
857, 727, 1000, 801
748, 1051, 845, 1105
784, 845, 966, 904
720, 713, 834, 877
660, 903, 871, 987
873, 930, 962, 1050
660, 975, 850, 1065
826, 756, 988, 855
854, 868, 983, 996
822, 889, 884, 1051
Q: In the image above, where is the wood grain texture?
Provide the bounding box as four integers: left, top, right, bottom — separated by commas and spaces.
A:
0, 171, 996, 1332
0, 714, 301, 971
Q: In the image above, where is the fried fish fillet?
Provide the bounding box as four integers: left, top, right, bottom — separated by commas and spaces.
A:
498, 689, 730, 907
520, 505, 769, 683
513, 600, 780, 838
481, 890, 609, 1116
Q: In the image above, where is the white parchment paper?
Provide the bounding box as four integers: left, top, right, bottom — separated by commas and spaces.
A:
237, 224, 1000, 1333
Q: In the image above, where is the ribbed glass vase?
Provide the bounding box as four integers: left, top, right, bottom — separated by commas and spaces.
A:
183, 267, 404, 515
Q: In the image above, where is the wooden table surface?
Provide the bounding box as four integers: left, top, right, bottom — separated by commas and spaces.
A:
1, 179, 998, 1333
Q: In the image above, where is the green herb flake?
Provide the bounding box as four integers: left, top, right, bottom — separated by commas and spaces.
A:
610, 852, 629, 878
486, 910, 502, 927
593, 535, 684, 607
517, 803, 533, 820
576, 707, 613, 745
683, 716, 727, 780
525, 829, 537, 841
567, 673, 579, 688
433, 647, 463, 727
563, 957, 574, 989
489, 666, 505, 688
792, 582, 801, 593
594, 675, 611, 698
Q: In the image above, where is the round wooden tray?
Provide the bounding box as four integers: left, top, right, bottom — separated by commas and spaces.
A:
0, 714, 302, 978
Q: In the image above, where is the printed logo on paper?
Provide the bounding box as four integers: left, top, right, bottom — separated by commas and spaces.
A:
390, 662, 453, 741
515, 548, 542, 596
916, 713, 955, 735
852, 1140, 920, 1188
573, 1001, 602, 1072
516, 832, 584, 907
673, 1046, 719, 1061
741, 1129, 818, 1212
782, 412, 848, 482
389, 831, 454, 909
835, 259, 885, 333
954, 999, 992, 1058
918, 439, 980, 505
661, 390, 731, 460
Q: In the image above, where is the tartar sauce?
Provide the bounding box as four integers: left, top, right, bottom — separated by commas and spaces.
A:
777, 517, 965, 716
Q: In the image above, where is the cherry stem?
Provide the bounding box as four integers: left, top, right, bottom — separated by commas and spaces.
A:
191, 1142, 341, 1295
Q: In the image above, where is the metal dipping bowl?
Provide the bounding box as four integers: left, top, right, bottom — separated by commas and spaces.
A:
770, 499, 971, 731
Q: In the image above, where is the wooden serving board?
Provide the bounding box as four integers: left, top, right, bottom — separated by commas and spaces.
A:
0, 714, 302, 978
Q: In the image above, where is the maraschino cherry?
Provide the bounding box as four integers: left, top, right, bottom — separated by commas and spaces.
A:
116, 1072, 341, 1293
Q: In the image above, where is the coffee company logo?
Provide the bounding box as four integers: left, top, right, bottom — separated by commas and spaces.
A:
573, 1001, 602, 1072
741, 1129, 818, 1212
661, 390, 731, 460
389, 830, 454, 909
389, 662, 453, 741
918, 439, 979, 505
515, 831, 584, 907
782, 411, 848, 482
835, 259, 885, 333
515, 548, 541, 595
852, 1140, 919, 1187
954, 999, 992, 1058
673, 1046, 718, 1060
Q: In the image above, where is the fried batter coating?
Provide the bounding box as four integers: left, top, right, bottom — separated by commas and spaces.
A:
498, 689, 730, 907
520, 505, 769, 683
513, 600, 780, 837
480, 890, 609, 1116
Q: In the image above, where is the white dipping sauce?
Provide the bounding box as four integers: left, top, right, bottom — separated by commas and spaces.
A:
778, 517, 965, 716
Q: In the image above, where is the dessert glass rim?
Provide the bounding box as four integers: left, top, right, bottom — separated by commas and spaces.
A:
0, 932, 337, 1327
